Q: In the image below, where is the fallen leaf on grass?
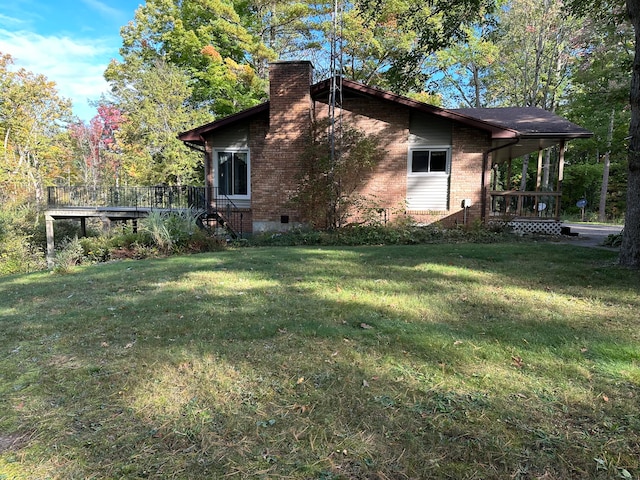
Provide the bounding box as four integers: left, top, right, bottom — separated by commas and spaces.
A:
511, 356, 524, 368
360, 323, 373, 329
362, 380, 369, 387
296, 377, 305, 385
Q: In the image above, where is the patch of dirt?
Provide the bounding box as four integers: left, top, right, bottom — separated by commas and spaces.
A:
0, 432, 30, 453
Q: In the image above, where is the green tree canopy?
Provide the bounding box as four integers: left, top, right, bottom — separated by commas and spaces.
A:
107, 0, 272, 117
0, 52, 73, 203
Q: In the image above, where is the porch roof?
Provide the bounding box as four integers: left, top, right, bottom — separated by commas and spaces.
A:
452, 107, 593, 163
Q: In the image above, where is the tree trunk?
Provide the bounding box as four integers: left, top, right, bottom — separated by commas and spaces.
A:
598, 108, 615, 222
621, 0, 640, 267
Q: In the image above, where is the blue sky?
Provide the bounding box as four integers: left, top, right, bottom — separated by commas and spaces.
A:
0, 0, 142, 121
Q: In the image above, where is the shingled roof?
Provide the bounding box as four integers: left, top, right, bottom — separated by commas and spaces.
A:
179, 78, 592, 161
451, 107, 592, 138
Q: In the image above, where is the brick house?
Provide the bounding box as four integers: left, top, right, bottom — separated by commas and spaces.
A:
178, 61, 592, 235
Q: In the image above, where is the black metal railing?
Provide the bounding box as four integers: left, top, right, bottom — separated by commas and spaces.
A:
489, 190, 561, 219
46, 185, 244, 237
47, 185, 208, 211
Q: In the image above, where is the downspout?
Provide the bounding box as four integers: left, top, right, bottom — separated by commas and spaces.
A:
481, 138, 520, 222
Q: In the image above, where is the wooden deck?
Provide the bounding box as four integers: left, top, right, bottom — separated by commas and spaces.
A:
44, 185, 244, 267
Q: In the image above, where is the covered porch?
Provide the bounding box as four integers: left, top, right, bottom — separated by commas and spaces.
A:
454, 107, 593, 233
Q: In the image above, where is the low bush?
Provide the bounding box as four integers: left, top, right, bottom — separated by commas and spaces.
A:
52, 237, 85, 273
0, 204, 46, 275
247, 222, 513, 247
603, 230, 624, 247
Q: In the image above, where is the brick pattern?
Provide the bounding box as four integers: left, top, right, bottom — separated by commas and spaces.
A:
252, 61, 313, 227
313, 99, 490, 227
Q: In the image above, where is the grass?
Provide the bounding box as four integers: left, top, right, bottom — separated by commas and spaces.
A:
0, 242, 639, 479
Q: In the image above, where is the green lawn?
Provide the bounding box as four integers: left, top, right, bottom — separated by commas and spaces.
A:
1, 243, 639, 479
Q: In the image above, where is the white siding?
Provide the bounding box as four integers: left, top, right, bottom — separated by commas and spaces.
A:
407, 175, 449, 211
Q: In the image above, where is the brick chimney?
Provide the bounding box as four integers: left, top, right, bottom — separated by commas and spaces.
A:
268, 61, 314, 137
252, 61, 314, 231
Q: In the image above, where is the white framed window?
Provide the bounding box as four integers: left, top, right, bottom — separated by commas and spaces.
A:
407, 147, 451, 210
215, 149, 250, 199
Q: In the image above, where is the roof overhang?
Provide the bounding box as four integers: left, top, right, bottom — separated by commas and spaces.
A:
452, 107, 593, 163
177, 78, 593, 163
177, 102, 270, 145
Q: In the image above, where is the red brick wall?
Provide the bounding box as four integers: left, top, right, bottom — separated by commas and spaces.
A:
314, 97, 410, 219
448, 125, 491, 225
314, 98, 491, 227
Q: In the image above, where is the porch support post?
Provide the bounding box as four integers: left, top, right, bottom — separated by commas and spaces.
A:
481, 151, 489, 222
46, 214, 55, 269
555, 140, 566, 218
536, 149, 543, 191
506, 158, 513, 213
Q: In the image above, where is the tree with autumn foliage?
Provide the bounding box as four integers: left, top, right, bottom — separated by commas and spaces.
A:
107, 0, 271, 117
0, 51, 73, 204
107, 58, 212, 185
68, 105, 123, 189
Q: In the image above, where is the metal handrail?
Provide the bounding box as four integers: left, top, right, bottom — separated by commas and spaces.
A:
46, 185, 244, 237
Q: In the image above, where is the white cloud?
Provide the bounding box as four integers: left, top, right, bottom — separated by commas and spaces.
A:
81, 0, 128, 21
0, 29, 118, 120
0, 13, 26, 27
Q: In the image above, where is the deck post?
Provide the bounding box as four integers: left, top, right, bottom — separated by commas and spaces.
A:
101, 216, 111, 232
45, 215, 55, 268
536, 149, 543, 191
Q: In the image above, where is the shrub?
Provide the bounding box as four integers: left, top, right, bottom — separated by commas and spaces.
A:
247, 222, 513, 247
603, 230, 624, 247
0, 205, 46, 275
142, 210, 201, 253
53, 237, 86, 274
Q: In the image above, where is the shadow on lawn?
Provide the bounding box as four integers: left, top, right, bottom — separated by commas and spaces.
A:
1, 243, 639, 478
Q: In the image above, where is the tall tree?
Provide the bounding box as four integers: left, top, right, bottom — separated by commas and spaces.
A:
346, 0, 498, 94
563, 1, 631, 220
108, 0, 272, 117
69, 105, 124, 188
486, 0, 580, 109
0, 52, 73, 203
239, 0, 330, 74
432, 22, 499, 107
568, 0, 640, 266
622, 0, 640, 266
107, 58, 212, 185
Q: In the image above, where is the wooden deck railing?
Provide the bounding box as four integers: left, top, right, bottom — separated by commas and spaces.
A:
489, 190, 561, 219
